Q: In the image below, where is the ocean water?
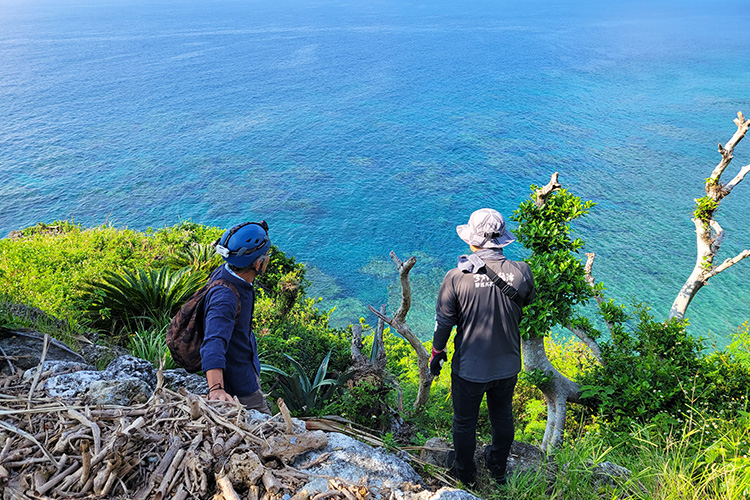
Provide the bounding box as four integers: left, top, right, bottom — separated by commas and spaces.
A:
1, 0, 749, 345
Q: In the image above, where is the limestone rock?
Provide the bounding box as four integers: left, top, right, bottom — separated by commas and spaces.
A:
86, 377, 152, 405
22, 360, 95, 381
295, 432, 423, 492
162, 368, 208, 394
104, 355, 157, 389
45, 370, 106, 399
79, 342, 129, 367
591, 460, 632, 487
420, 437, 451, 467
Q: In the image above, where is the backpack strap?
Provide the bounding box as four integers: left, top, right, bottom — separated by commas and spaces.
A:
205, 278, 241, 318
469, 255, 525, 311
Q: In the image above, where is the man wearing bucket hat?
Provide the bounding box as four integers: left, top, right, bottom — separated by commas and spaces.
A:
431, 208, 536, 486
201, 221, 272, 414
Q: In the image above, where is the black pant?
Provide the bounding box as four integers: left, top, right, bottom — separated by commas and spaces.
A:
452, 373, 517, 477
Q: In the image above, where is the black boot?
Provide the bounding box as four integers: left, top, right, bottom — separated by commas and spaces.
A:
484, 445, 507, 485
446, 449, 476, 488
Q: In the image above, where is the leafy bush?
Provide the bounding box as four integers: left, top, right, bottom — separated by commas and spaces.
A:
579, 304, 702, 430
0, 220, 223, 322
255, 296, 350, 376
322, 380, 396, 431
700, 321, 750, 420
512, 188, 598, 338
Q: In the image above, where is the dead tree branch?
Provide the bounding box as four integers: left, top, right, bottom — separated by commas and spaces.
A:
368, 251, 433, 410
670, 112, 750, 320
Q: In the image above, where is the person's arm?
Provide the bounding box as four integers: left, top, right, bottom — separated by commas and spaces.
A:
206, 368, 233, 402
433, 272, 458, 351
431, 272, 458, 375
201, 287, 238, 401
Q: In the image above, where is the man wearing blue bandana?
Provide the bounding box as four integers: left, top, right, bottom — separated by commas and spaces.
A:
201, 221, 272, 414
431, 208, 536, 486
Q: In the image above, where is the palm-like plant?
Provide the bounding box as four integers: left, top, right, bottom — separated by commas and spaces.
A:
162, 243, 223, 276
261, 351, 348, 415
84, 266, 205, 337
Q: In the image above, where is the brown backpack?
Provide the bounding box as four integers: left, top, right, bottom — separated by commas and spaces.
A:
166, 278, 240, 373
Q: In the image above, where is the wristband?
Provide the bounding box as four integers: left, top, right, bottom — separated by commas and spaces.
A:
209, 383, 224, 393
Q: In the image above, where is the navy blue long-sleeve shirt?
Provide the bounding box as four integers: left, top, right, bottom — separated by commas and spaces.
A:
200, 265, 261, 397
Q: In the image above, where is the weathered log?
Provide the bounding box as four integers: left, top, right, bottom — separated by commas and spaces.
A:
216, 473, 242, 500
261, 470, 282, 494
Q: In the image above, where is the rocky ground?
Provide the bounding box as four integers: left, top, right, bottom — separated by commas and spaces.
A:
0, 327, 481, 500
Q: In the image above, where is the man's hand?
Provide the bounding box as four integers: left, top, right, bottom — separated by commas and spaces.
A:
430, 347, 448, 376
207, 388, 234, 402
206, 368, 233, 402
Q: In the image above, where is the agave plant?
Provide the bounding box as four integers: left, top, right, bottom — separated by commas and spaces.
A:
84, 266, 205, 337
162, 243, 223, 276
261, 351, 349, 415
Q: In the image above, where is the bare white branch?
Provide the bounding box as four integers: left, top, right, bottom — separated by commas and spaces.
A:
535, 172, 562, 207
709, 219, 725, 255
368, 252, 432, 409
707, 249, 750, 279
709, 111, 750, 183
724, 163, 750, 195
565, 325, 603, 364
671, 112, 749, 320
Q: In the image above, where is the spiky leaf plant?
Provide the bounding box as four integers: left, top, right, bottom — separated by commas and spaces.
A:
162, 243, 223, 276
84, 266, 205, 341
261, 350, 349, 415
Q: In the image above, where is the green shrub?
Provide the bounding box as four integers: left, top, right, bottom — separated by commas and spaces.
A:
323, 380, 396, 431
255, 296, 350, 376
0, 221, 223, 323
579, 304, 702, 430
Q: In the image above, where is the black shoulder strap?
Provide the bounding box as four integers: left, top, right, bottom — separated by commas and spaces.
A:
473, 256, 525, 311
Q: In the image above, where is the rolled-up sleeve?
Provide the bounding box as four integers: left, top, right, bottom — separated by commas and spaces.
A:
433, 272, 458, 351
200, 287, 239, 372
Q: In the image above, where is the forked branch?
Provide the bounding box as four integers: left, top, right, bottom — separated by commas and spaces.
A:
670, 111, 750, 320
535, 172, 562, 207
367, 252, 433, 410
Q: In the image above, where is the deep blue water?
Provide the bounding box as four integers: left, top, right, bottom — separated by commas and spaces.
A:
1, 0, 749, 345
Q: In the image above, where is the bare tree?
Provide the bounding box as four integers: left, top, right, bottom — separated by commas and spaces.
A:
367, 252, 434, 410
670, 112, 750, 320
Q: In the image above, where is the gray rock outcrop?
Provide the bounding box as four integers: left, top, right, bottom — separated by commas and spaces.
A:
42, 355, 208, 405
0, 328, 86, 373
295, 432, 424, 491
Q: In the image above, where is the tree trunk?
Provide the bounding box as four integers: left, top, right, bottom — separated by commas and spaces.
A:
521, 335, 582, 452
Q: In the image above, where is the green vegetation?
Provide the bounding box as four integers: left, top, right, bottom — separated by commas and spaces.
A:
2, 216, 749, 499
261, 351, 348, 415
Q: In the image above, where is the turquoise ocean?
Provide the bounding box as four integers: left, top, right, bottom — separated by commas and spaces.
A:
1, 0, 749, 344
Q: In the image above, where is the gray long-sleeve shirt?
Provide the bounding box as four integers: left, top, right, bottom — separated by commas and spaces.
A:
433, 248, 535, 382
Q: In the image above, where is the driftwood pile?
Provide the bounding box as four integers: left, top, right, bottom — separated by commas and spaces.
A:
0, 362, 378, 500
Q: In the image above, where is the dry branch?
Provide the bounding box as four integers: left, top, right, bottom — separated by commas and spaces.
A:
367, 252, 433, 410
